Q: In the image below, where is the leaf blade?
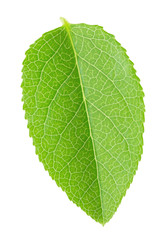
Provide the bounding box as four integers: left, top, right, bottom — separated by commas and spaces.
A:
22, 19, 144, 225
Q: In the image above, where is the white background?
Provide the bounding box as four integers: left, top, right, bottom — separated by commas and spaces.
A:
0, 0, 165, 239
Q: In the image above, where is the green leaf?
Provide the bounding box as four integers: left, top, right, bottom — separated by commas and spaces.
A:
21, 18, 144, 225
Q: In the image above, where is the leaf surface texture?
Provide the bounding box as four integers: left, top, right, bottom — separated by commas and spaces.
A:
22, 18, 144, 225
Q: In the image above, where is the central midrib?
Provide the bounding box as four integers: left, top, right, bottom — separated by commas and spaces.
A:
61, 18, 104, 223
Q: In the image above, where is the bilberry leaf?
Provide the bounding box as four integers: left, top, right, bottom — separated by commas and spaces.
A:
22, 18, 145, 225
